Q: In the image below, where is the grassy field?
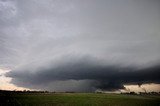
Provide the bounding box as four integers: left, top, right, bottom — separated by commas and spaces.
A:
0, 92, 160, 106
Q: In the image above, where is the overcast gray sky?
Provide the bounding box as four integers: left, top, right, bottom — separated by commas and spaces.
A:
0, 0, 160, 92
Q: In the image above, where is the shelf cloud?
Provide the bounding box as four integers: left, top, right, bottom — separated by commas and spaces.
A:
6, 56, 160, 91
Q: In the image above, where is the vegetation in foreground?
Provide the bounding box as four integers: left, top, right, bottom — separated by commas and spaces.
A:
0, 90, 160, 106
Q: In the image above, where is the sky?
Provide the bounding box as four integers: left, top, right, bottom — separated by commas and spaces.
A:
0, 0, 160, 92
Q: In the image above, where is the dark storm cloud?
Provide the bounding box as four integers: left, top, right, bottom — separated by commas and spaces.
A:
1, 0, 160, 91
6, 57, 160, 91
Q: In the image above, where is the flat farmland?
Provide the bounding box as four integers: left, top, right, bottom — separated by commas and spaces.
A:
0, 93, 160, 106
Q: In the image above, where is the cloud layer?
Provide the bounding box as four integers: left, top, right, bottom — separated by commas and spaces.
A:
0, 0, 160, 91
6, 57, 160, 91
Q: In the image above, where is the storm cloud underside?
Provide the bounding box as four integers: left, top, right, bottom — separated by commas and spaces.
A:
0, 0, 160, 91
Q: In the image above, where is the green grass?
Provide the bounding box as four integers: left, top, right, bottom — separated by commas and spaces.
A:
0, 93, 160, 106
